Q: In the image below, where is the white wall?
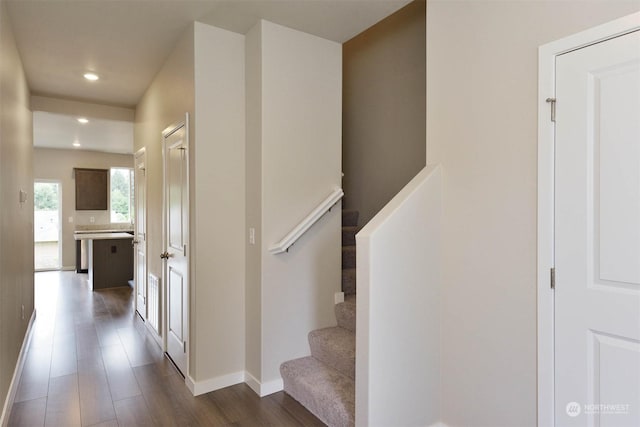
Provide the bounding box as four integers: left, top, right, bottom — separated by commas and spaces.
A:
0, 0, 34, 419
426, 1, 640, 426
245, 20, 263, 385
356, 165, 441, 427
136, 22, 248, 394
245, 20, 342, 393
33, 148, 134, 269
190, 22, 246, 391
135, 24, 195, 362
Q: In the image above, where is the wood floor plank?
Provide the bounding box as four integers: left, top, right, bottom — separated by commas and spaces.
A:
268, 391, 327, 427
13, 345, 52, 402
49, 335, 78, 378
116, 327, 162, 367
163, 370, 231, 425
206, 383, 266, 423
75, 325, 102, 360
94, 318, 122, 348
86, 419, 119, 427
77, 356, 116, 426
11, 272, 324, 427
7, 396, 47, 427
44, 374, 81, 427
132, 364, 196, 426
101, 344, 141, 401
113, 395, 154, 426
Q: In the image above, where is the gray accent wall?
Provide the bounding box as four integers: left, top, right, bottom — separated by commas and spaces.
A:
342, 0, 425, 227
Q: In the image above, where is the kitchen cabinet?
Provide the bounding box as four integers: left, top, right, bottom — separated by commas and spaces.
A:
74, 168, 108, 210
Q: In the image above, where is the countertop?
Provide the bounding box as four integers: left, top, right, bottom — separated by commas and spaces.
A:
74, 229, 133, 234
74, 232, 134, 240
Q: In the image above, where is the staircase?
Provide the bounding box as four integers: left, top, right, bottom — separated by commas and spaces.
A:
280, 210, 359, 427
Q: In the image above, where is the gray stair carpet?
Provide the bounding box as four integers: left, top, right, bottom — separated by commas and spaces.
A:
281, 356, 355, 427
341, 210, 358, 294
309, 327, 355, 380
280, 209, 359, 427
335, 295, 356, 333
341, 269, 356, 296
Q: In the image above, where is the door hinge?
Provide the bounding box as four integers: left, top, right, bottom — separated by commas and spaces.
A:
183, 341, 187, 353
546, 98, 556, 122
550, 267, 556, 289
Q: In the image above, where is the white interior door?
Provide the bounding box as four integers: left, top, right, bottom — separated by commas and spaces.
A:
163, 119, 189, 376
134, 149, 147, 320
555, 30, 640, 426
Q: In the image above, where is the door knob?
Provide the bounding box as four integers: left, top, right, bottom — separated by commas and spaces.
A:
160, 251, 169, 259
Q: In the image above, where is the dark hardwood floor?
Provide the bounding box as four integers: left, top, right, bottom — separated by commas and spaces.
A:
8, 271, 324, 427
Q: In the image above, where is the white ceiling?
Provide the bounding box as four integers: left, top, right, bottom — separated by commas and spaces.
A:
34, 112, 134, 154
6, 0, 411, 154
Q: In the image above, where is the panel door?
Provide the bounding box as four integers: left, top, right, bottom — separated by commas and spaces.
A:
555, 30, 640, 426
163, 123, 188, 376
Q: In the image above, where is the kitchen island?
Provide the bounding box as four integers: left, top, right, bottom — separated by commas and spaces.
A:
74, 232, 134, 290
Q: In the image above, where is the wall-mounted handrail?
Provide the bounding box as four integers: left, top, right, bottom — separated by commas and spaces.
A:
269, 187, 344, 254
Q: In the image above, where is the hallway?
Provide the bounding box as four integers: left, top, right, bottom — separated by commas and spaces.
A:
7, 272, 323, 426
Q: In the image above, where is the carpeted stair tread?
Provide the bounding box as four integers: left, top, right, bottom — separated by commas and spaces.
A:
342, 210, 359, 228
341, 226, 358, 246
281, 356, 355, 427
342, 246, 356, 269
309, 327, 355, 380
341, 268, 356, 295
335, 296, 356, 332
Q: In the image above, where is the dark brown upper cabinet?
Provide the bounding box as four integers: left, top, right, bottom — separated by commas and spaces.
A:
75, 168, 108, 210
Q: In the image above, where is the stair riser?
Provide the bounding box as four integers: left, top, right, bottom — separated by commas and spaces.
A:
342, 210, 359, 228
281, 358, 355, 427
342, 247, 356, 269
341, 228, 356, 246
335, 302, 356, 333
341, 269, 356, 295
308, 330, 355, 380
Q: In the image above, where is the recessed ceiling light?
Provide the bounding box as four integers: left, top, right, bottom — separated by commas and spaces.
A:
73, 142, 81, 147
77, 117, 89, 124
83, 72, 99, 81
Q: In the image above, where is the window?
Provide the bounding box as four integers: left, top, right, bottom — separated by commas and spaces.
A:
110, 168, 134, 223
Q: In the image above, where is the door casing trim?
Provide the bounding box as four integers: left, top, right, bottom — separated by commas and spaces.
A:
537, 12, 640, 426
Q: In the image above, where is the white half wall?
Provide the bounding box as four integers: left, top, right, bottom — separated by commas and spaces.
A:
355, 165, 441, 426
245, 19, 342, 388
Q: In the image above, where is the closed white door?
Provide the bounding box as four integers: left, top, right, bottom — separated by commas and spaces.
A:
163, 120, 189, 376
134, 149, 147, 320
555, 30, 640, 426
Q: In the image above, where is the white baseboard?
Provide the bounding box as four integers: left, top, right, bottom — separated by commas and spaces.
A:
61, 266, 76, 271
182, 370, 284, 398
186, 371, 245, 396
1, 310, 36, 427
244, 372, 283, 397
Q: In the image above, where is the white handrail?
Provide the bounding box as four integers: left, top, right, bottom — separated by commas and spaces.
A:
269, 187, 344, 254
